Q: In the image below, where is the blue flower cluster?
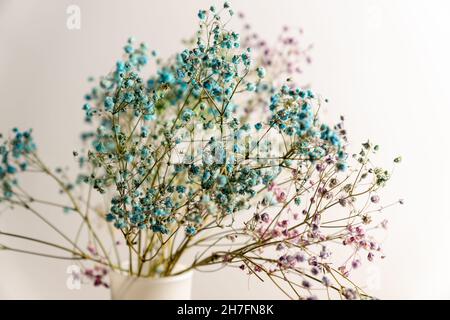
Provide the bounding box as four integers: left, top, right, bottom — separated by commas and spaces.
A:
145, 12, 248, 124
268, 86, 343, 164
77, 3, 347, 236
82, 37, 156, 141
0, 129, 36, 198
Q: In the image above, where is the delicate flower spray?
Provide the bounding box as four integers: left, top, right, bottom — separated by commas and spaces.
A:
0, 3, 402, 299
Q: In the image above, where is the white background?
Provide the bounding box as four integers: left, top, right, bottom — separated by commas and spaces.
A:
0, 0, 449, 299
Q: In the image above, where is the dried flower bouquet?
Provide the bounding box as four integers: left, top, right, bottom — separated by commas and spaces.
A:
0, 3, 401, 299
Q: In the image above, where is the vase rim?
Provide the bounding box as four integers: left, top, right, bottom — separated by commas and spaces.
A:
110, 264, 193, 284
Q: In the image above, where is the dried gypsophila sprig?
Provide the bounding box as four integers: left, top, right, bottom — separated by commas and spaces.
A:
179, 142, 402, 300
0, 2, 402, 299
226, 12, 314, 125
238, 11, 313, 82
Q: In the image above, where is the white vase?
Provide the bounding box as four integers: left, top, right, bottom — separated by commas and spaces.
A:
109, 267, 193, 300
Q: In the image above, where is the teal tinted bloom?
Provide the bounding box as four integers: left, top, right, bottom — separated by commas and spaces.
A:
181, 109, 195, 122
138, 56, 148, 65
124, 44, 134, 54
18, 162, 26, 171
202, 170, 211, 183
154, 208, 168, 217
144, 114, 156, 121
6, 165, 16, 174
124, 92, 134, 103
338, 150, 347, 160
116, 61, 126, 72
176, 185, 186, 193
223, 72, 234, 83
114, 219, 128, 229
185, 225, 196, 236
217, 175, 227, 187
104, 96, 114, 111
256, 67, 266, 78
125, 79, 134, 87
125, 153, 134, 163
336, 162, 347, 171
159, 69, 175, 84
94, 141, 107, 153
152, 224, 168, 234
140, 147, 150, 159
140, 126, 149, 138
164, 198, 174, 208
320, 125, 341, 147
198, 10, 206, 20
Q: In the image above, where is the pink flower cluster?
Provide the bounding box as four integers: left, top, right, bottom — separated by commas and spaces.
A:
343, 225, 383, 264
268, 182, 287, 203
84, 265, 109, 288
